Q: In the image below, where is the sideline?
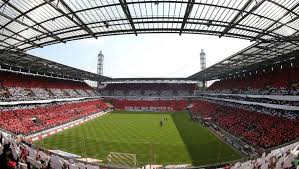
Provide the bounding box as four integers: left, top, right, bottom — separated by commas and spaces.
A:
26, 109, 112, 142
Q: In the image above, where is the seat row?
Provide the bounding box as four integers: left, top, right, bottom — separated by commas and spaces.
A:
190, 100, 299, 149
0, 100, 108, 135
208, 66, 299, 95
112, 99, 188, 111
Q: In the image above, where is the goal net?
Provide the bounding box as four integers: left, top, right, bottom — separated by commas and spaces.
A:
107, 152, 137, 166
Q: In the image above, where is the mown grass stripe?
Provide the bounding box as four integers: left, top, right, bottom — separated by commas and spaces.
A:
35, 111, 241, 166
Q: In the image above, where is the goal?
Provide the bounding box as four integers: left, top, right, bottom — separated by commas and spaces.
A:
107, 152, 137, 166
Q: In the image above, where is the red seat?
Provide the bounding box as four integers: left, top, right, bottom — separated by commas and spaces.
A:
0, 100, 108, 135
190, 100, 299, 148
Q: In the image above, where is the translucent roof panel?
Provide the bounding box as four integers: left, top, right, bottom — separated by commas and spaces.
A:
189, 40, 299, 80
0, 0, 298, 51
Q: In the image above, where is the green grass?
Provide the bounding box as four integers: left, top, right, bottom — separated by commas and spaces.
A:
35, 111, 242, 166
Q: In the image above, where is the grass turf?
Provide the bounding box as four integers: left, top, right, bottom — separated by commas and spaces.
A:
35, 111, 242, 166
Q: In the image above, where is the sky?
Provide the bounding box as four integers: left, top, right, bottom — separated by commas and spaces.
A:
27, 34, 253, 78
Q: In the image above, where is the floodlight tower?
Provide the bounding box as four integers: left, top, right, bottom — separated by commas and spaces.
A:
97, 51, 104, 87
200, 49, 207, 87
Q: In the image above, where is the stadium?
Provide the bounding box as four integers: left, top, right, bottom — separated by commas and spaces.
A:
0, 0, 298, 169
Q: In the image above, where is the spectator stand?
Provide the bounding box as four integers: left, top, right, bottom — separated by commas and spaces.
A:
0, 70, 102, 102
186, 105, 257, 158
111, 99, 188, 112
189, 99, 299, 154
0, 131, 133, 169
202, 96, 299, 111
100, 80, 199, 97
0, 99, 109, 136
0, 96, 102, 106
26, 108, 111, 142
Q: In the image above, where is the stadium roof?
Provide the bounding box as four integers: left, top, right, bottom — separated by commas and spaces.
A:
0, 0, 299, 52
106, 77, 197, 83
188, 40, 299, 80
0, 49, 110, 81
0, 0, 298, 82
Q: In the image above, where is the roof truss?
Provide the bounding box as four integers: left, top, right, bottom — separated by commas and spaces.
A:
0, 0, 298, 51
0, 49, 110, 81
188, 41, 299, 81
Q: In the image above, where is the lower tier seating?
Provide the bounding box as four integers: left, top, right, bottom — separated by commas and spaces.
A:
112, 99, 188, 111
0, 100, 108, 135
0, 133, 109, 169
190, 100, 299, 149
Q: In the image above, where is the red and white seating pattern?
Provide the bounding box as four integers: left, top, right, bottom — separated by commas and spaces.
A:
190, 100, 299, 149
101, 83, 198, 96
0, 100, 108, 135
112, 99, 188, 111
0, 133, 109, 169
0, 71, 97, 101
208, 66, 299, 95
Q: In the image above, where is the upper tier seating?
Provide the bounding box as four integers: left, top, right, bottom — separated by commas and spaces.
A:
101, 83, 198, 96
0, 100, 108, 135
0, 71, 97, 101
0, 71, 91, 89
208, 66, 299, 95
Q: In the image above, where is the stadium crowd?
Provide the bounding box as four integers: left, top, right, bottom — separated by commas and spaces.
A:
0, 100, 108, 135
0, 71, 97, 102
208, 66, 299, 96
111, 99, 188, 111
201, 94, 299, 106
0, 132, 110, 169
0, 131, 298, 169
100, 83, 197, 96
190, 100, 299, 149
229, 142, 299, 169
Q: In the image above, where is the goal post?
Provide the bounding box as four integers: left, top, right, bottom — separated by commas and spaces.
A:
107, 152, 137, 166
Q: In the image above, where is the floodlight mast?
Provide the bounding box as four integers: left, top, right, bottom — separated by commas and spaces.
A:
200, 49, 207, 87
97, 51, 104, 87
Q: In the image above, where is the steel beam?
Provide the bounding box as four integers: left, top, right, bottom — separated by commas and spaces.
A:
267, 0, 299, 17
0, 30, 42, 48
0, 2, 47, 31
180, 0, 195, 35
0, 0, 9, 10
119, 0, 137, 36
0, 2, 63, 43
254, 1, 299, 41
45, 0, 95, 38
220, 0, 266, 37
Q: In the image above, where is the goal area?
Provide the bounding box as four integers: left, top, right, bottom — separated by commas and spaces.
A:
107, 152, 137, 166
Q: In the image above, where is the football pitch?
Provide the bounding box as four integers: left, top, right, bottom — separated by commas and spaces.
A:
35, 111, 242, 166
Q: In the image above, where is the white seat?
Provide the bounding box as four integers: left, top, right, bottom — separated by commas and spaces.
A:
11, 147, 20, 160
18, 162, 28, 169
0, 144, 3, 155
86, 164, 98, 169
69, 164, 80, 169
27, 156, 42, 169
27, 147, 37, 159
77, 163, 86, 169
50, 155, 64, 169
